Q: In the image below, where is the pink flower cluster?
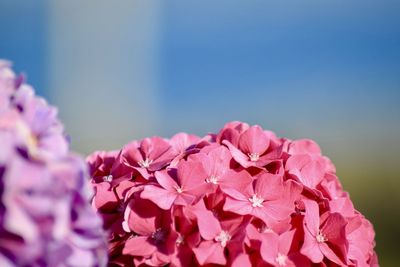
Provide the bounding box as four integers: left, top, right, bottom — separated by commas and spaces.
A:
0, 61, 107, 266
89, 122, 378, 266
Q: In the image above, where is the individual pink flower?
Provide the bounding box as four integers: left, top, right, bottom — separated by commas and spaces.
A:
191, 206, 247, 266
88, 150, 131, 185
168, 132, 204, 167
245, 218, 292, 248
260, 230, 297, 267
223, 125, 283, 168
215, 121, 249, 146
140, 160, 208, 210
122, 197, 177, 266
286, 139, 336, 174
285, 154, 327, 189
121, 137, 178, 179
87, 150, 135, 238
301, 199, 348, 266
223, 171, 302, 226
188, 146, 252, 194
169, 207, 201, 266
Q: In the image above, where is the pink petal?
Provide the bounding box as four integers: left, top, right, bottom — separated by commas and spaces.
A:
148, 147, 177, 171
191, 208, 222, 240
238, 125, 270, 155
300, 228, 323, 263
177, 160, 207, 190
140, 185, 177, 210
224, 196, 253, 215
140, 137, 169, 160
188, 152, 212, 175
300, 159, 325, 188
303, 199, 320, 236
125, 198, 158, 235
286, 155, 309, 174
219, 169, 253, 193
222, 187, 250, 202
169, 132, 200, 153
278, 230, 295, 255
263, 198, 294, 222
347, 217, 373, 262
223, 140, 253, 168
133, 166, 151, 180
216, 121, 249, 145
114, 179, 137, 200
245, 223, 262, 242
348, 246, 368, 267
174, 192, 196, 206
260, 232, 279, 263
288, 139, 321, 155
217, 127, 241, 146
208, 145, 232, 164
321, 213, 347, 245
92, 182, 118, 210
193, 241, 226, 266
319, 242, 347, 266
251, 208, 274, 226
122, 236, 156, 257
155, 170, 178, 191
254, 172, 284, 200
286, 154, 325, 188
329, 197, 354, 217
232, 253, 252, 267
121, 141, 143, 167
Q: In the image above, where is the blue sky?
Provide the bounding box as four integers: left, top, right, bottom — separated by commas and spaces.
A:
1, 0, 399, 140
0, 2, 47, 95
158, 1, 400, 137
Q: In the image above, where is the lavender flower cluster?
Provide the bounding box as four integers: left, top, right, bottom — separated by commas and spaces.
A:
0, 61, 107, 267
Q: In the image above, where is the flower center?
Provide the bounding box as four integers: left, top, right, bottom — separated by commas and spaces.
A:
103, 174, 113, 182
138, 158, 153, 168
215, 230, 231, 247
248, 152, 260, 162
176, 234, 184, 246
175, 186, 183, 193
206, 175, 219, 184
275, 253, 287, 266
249, 194, 264, 207
258, 225, 274, 233
151, 228, 166, 244
316, 231, 328, 243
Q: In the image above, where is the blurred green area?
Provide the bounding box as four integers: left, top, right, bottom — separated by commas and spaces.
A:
319, 131, 400, 266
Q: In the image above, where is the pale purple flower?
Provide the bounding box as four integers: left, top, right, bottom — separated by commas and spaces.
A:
0, 61, 108, 266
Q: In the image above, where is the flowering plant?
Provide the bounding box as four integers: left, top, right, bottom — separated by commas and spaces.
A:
89, 122, 378, 266
0, 61, 107, 266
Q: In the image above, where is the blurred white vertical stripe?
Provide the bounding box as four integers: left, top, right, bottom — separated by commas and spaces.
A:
48, 0, 160, 154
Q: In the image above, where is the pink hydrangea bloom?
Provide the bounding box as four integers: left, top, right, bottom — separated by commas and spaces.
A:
0, 61, 107, 266
89, 121, 378, 266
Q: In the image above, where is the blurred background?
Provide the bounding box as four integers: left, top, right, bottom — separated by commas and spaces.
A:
1, 0, 399, 265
